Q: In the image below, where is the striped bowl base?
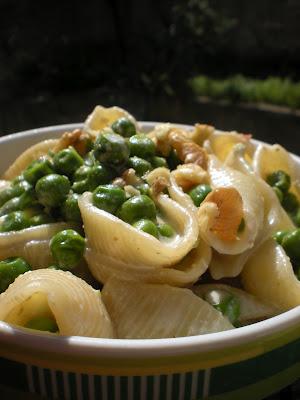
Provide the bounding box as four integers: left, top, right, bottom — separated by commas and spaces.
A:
1, 334, 300, 399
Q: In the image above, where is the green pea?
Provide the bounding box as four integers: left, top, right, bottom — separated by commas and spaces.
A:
166, 149, 181, 170
61, 193, 82, 223
266, 170, 291, 193
118, 195, 156, 224
84, 150, 97, 166
133, 219, 159, 238
282, 192, 299, 213
282, 229, 300, 261
291, 208, 300, 227
93, 131, 129, 166
158, 223, 175, 238
128, 156, 152, 176
93, 185, 126, 214
0, 189, 37, 217
25, 316, 58, 333
72, 164, 112, 194
136, 183, 150, 196
273, 187, 283, 203
35, 174, 71, 208
0, 257, 31, 293
0, 180, 32, 207
0, 211, 31, 232
188, 184, 212, 207
111, 117, 136, 137
150, 156, 168, 168
273, 230, 290, 245
23, 157, 54, 184
204, 289, 240, 325
50, 229, 85, 270
128, 134, 156, 159
29, 213, 54, 226
53, 146, 83, 177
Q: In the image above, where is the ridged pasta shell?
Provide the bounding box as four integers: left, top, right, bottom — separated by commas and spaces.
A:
2, 139, 58, 180
0, 269, 114, 338
253, 143, 300, 200
83, 105, 139, 137
209, 177, 294, 279
203, 130, 254, 162
0, 222, 77, 267
193, 283, 279, 323
242, 239, 300, 311
79, 172, 199, 270
84, 238, 211, 286
198, 155, 264, 255
102, 278, 233, 338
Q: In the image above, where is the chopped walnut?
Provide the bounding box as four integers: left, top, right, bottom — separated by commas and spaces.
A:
202, 187, 243, 241
53, 129, 93, 156
122, 168, 143, 186
189, 123, 214, 145
168, 129, 208, 170
112, 177, 126, 187
172, 164, 208, 191
150, 176, 169, 197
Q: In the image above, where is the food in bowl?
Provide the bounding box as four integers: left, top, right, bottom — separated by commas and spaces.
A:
0, 105, 299, 340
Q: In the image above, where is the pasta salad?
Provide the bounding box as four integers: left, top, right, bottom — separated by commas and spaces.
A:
0, 105, 299, 339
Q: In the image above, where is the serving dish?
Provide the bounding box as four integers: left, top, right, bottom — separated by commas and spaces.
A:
0, 122, 300, 400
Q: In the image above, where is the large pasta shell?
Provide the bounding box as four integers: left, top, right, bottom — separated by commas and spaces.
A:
2, 139, 58, 180
83, 105, 139, 137
0, 222, 78, 267
85, 238, 211, 286
198, 155, 264, 255
203, 130, 254, 163
209, 177, 294, 279
0, 269, 114, 338
253, 143, 300, 200
193, 283, 279, 323
102, 278, 233, 339
79, 171, 199, 270
242, 239, 300, 311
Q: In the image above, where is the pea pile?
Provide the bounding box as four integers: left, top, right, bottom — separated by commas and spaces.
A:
0, 118, 180, 301
266, 170, 300, 226
274, 229, 300, 279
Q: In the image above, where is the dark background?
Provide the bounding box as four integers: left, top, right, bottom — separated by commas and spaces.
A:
0, 1, 300, 399
0, 0, 300, 153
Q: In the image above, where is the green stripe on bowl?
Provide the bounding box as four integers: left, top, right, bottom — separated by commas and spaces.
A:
209, 335, 300, 395
207, 362, 300, 400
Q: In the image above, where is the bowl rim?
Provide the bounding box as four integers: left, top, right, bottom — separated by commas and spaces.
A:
0, 122, 299, 361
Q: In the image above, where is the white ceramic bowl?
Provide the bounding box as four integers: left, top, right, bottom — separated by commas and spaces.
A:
0, 123, 300, 400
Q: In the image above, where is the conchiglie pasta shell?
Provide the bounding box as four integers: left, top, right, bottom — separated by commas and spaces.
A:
242, 239, 300, 311
253, 143, 300, 200
0, 222, 77, 267
83, 105, 139, 137
2, 139, 58, 180
198, 155, 264, 255
79, 180, 199, 269
102, 278, 233, 339
85, 238, 211, 286
209, 177, 294, 279
192, 283, 279, 323
0, 269, 114, 338
203, 130, 254, 162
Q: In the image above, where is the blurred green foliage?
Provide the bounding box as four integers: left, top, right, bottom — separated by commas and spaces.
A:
189, 75, 300, 109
